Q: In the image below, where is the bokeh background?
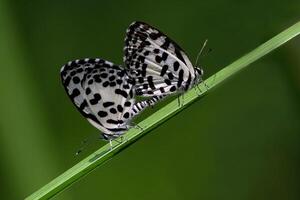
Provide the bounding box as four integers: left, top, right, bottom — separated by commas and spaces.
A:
0, 0, 299, 199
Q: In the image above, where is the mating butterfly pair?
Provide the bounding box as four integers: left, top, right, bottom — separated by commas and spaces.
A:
61, 21, 204, 141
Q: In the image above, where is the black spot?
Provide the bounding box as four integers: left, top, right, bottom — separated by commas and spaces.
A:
85, 87, 91, 95
123, 112, 130, 119
164, 79, 171, 85
124, 101, 131, 107
117, 105, 123, 112
72, 76, 80, 84
109, 82, 116, 87
88, 58, 95, 64
107, 119, 123, 124
103, 102, 114, 107
117, 71, 125, 77
110, 108, 117, 114
79, 100, 87, 110
89, 93, 101, 105
177, 69, 184, 87
129, 89, 133, 98
70, 61, 77, 67
100, 73, 108, 78
160, 65, 168, 76
88, 79, 94, 85
161, 52, 168, 61
78, 60, 85, 64
135, 62, 140, 69
94, 75, 102, 83
141, 67, 147, 77
173, 61, 180, 71
98, 111, 108, 118
143, 51, 150, 56
70, 70, 76, 76
170, 86, 177, 92
76, 68, 83, 73
138, 56, 145, 63
143, 84, 148, 89
123, 84, 130, 89
149, 32, 159, 40
138, 77, 144, 83
161, 39, 170, 50
184, 73, 192, 91
116, 79, 123, 85
115, 89, 128, 98
144, 41, 151, 46
102, 81, 109, 87
153, 48, 160, 54
70, 88, 80, 98
109, 70, 115, 74
167, 73, 174, 80
61, 70, 67, 77
159, 87, 165, 93
175, 49, 186, 64
155, 56, 162, 63
147, 91, 154, 95
127, 78, 135, 85
109, 75, 115, 81
147, 76, 155, 89
64, 76, 71, 85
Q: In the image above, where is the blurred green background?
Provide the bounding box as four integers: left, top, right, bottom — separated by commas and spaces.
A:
0, 0, 299, 199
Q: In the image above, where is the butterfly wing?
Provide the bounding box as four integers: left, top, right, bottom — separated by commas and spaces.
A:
124, 21, 196, 96
61, 58, 135, 137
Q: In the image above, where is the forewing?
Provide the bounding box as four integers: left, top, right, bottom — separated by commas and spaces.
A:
61, 58, 135, 135
124, 21, 195, 96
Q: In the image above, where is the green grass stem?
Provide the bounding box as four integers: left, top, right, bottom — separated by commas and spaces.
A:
26, 21, 300, 200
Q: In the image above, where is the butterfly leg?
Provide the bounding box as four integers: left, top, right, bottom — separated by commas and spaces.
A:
109, 139, 113, 150
177, 94, 181, 107
204, 81, 210, 91
119, 135, 128, 143
112, 136, 125, 145
131, 122, 144, 131
177, 94, 185, 107
195, 85, 202, 96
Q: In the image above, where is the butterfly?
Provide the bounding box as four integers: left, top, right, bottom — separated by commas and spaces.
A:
60, 58, 162, 141
124, 21, 204, 98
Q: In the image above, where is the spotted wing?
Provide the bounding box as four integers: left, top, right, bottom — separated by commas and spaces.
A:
124, 21, 196, 96
60, 58, 135, 137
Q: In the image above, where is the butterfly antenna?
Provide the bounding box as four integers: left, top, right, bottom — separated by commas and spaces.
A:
75, 133, 99, 156
194, 39, 208, 67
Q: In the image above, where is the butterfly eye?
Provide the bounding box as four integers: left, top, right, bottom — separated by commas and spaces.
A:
199, 68, 204, 76
195, 67, 204, 76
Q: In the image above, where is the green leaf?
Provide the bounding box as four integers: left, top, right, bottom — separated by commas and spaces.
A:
26, 21, 300, 200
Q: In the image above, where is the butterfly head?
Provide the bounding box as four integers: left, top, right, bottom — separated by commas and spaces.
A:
194, 67, 204, 84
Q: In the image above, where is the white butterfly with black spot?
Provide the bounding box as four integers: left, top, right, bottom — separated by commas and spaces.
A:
124, 21, 204, 98
60, 58, 162, 141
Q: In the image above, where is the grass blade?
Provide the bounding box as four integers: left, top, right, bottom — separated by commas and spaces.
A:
26, 21, 300, 200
